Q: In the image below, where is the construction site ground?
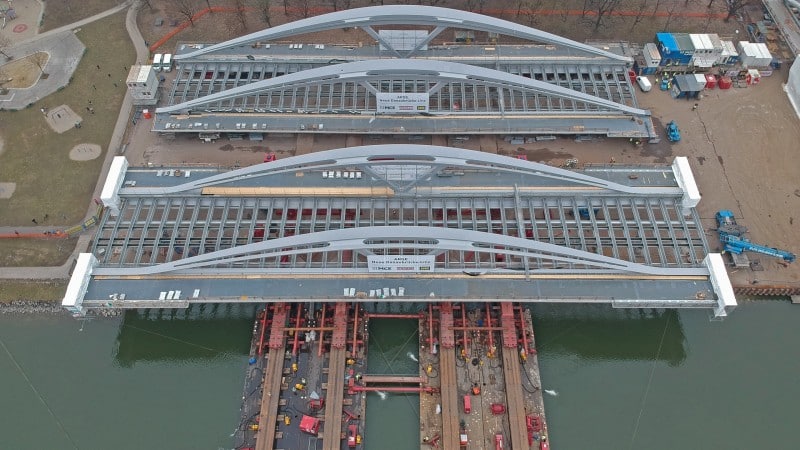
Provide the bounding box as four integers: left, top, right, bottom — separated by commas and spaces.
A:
123, 71, 800, 291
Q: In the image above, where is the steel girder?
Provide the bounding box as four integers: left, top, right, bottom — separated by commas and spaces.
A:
156, 59, 647, 117
122, 145, 674, 197
175, 5, 630, 62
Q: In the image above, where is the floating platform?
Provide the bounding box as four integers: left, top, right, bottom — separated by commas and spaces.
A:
235, 302, 549, 449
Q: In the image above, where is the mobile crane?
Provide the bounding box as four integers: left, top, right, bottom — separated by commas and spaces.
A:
715, 210, 795, 263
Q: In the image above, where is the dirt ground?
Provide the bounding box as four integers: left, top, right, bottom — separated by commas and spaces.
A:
137, 0, 744, 56
0, 52, 48, 89
44, 104, 82, 133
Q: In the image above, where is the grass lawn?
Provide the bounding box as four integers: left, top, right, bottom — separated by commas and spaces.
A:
0, 11, 135, 227
0, 280, 68, 302
40, 0, 125, 32
0, 238, 78, 267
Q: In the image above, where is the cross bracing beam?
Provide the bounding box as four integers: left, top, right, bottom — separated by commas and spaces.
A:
121, 145, 673, 197
92, 226, 709, 278
93, 195, 707, 270
175, 6, 630, 63
157, 59, 647, 117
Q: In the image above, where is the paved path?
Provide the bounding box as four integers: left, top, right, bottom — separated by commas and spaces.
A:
0, 32, 85, 109
0, 1, 149, 281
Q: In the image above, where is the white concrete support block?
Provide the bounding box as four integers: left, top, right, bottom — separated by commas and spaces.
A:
100, 156, 129, 215
62, 253, 98, 317
672, 156, 701, 216
704, 253, 737, 318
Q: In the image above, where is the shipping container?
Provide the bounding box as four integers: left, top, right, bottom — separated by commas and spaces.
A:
738, 41, 772, 68
162, 54, 172, 72
719, 40, 739, 65
152, 53, 163, 72
643, 43, 661, 68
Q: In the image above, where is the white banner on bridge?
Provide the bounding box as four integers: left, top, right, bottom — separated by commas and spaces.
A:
376, 93, 429, 114
367, 255, 435, 273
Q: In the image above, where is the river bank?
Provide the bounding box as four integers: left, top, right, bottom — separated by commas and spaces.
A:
0, 300, 122, 317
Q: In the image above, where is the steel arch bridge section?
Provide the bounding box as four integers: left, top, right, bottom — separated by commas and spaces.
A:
122, 145, 679, 197
156, 60, 647, 117
92, 226, 710, 277
174, 5, 631, 62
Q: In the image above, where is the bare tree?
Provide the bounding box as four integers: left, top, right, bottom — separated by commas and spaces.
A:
173, 0, 199, 26
518, 0, 544, 25
140, 0, 154, 10
464, 0, 479, 11
256, 0, 272, 26
590, 0, 621, 31
725, 0, 749, 21
582, 0, 591, 18
232, 0, 247, 30
631, 1, 649, 32
664, 0, 680, 30
283, 0, 289, 14
0, 35, 12, 60
297, 0, 312, 18
31, 52, 48, 78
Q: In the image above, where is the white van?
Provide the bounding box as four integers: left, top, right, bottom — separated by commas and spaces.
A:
152, 53, 163, 72
636, 76, 652, 92
163, 54, 172, 72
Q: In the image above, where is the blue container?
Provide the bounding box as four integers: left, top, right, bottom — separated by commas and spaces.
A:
656, 33, 693, 66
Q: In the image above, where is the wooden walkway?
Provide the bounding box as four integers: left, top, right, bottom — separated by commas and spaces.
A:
438, 303, 461, 450
321, 302, 348, 450
500, 303, 530, 449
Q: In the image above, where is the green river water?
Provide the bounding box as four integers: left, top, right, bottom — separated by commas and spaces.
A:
0, 302, 797, 450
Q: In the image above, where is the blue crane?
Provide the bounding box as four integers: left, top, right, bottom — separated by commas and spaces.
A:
715, 210, 796, 263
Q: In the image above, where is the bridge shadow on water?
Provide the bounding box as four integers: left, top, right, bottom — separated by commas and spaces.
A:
528, 305, 687, 366
110, 303, 687, 367
113, 304, 257, 368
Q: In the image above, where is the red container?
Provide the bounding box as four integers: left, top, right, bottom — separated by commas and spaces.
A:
628, 70, 636, 83
718, 76, 733, 89
704, 74, 717, 89
463, 395, 472, 414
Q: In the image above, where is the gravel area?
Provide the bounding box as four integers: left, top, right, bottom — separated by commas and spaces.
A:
0, 300, 122, 316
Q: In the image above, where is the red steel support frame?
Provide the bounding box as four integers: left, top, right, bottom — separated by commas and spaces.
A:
461, 302, 469, 357
364, 313, 423, 319
319, 304, 327, 357
291, 304, 303, 356
486, 302, 494, 354
349, 386, 437, 394
351, 302, 359, 357
428, 303, 435, 355
257, 307, 268, 357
